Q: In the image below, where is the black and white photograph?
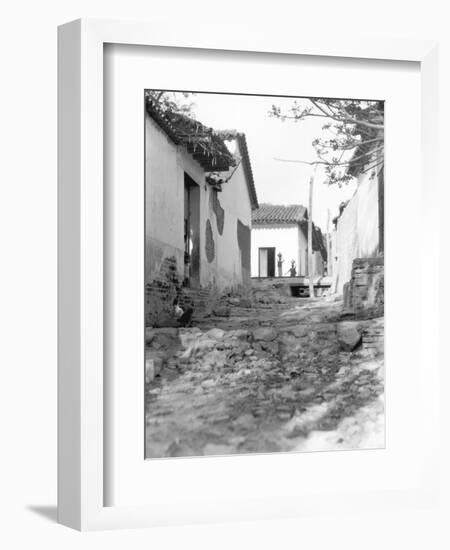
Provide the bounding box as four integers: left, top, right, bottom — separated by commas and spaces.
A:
144, 90, 385, 459
4, 2, 447, 543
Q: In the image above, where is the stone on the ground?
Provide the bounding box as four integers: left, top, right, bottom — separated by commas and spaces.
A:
230, 329, 249, 341
337, 322, 362, 351
233, 413, 256, 430
212, 306, 230, 317
260, 340, 279, 354
286, 325, 308, 338
195, 338, 216, 354
360, 360, 381, 371
252, 327, 278, 342
145, 288, 384, 459
206, 328, 226, 340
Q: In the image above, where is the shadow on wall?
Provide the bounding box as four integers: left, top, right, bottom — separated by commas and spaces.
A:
237, 219, 251, 283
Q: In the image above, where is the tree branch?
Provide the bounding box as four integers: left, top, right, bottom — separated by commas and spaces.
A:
274, 145, 384, 168
308, 99, 384, 129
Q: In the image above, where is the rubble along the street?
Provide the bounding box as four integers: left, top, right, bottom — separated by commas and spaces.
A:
145, 293, 384, 458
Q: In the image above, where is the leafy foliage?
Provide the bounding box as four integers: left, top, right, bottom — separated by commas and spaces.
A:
270, 98, 384, 185
145, 90, 239, 172
145, 90, 196, 117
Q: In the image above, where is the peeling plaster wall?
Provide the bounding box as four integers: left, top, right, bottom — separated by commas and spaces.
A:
145, 116, 253, 293
334, 170, 381, 294
205, 219, 215, 262
210, 190, 225, 235
200, 139, 253, 290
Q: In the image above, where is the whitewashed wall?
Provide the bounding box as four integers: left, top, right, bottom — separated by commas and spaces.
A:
251, 224, 301, 277
334, 171, 380, 293
145, 116, 253, 290
250, 223, 325, 278
145, 116, 200, 282
201, 139, 253, 289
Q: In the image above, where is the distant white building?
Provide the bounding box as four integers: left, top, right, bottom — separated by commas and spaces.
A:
250, 204, 326, 278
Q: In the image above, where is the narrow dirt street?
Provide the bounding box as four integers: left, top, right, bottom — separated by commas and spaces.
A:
145, 295, 384, 458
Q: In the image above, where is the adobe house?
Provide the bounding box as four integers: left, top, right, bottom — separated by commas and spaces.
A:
145, 97, 258, 324
251, 204, 327, 279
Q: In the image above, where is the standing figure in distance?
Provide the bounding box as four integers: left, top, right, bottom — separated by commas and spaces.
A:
277, 252, 284, 277
289, 260, 297, 277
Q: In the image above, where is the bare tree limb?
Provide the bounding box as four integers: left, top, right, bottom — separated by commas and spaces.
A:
274, 145, 383, 168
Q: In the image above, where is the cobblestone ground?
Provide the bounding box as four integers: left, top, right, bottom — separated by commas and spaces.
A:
145, 297, 384, 458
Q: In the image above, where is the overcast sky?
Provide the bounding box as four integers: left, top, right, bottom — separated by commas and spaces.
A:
172, 92, 358, 232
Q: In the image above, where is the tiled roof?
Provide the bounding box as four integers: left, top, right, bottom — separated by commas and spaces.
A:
252, 203, 327, 261
252, 204, 307, 225
146, 98, 259, 210
237, 133, 258, 211
146, 98, 235, 172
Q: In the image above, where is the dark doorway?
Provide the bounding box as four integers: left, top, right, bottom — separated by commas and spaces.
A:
258, 247, 275, 277
290, 284, 310, 298
184, 173, 200, 287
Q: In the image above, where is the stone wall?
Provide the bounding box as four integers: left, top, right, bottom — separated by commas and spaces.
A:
145, 258, 252, 328
145, 256, 182, 327
343, 257, 384, 319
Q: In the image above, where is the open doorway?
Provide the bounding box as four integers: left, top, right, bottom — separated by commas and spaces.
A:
258, 247, 275, 277
184, 173, 200, 287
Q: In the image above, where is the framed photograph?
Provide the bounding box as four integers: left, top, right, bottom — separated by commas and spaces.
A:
58, 19, 440, 530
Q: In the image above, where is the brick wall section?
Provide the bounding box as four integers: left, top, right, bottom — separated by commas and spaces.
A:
146, 255, 227, 327
344, 257, 384, 319
179, 287, 220, 318
145, 256, 182, 327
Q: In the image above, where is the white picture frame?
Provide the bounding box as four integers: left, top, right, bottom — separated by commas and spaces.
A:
58, 18, 440, 531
